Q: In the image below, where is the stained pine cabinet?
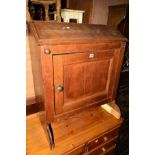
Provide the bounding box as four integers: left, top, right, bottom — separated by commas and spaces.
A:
28, 21, 127, 153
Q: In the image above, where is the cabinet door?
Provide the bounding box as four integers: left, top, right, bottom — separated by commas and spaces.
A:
53, 49, 120, 115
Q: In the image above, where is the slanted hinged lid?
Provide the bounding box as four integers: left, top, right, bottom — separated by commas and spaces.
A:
29, 21, 127, 45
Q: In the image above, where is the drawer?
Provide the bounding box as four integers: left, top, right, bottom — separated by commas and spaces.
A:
87, 139, 117, 155
87, 127, 119, 151
104, 147, 115, 155
65, 145, 85, 155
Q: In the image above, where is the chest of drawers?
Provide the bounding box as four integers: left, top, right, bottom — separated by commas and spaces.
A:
28, 21, 127, 154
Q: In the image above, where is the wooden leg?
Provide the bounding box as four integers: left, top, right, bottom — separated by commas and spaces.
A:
77, 16, 83, 23
40, 6, 43, 20
47, 124, 55, 149
63, 17, 70, 23
56, 0, 61, 22
44, 4, 50, 21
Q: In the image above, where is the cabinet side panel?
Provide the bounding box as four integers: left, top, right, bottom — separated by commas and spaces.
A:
112, 44, 126, 100
28, 24, 45, 122
29, 23, 55, 123
26, 34, 35, 98
108, 43, 126, 101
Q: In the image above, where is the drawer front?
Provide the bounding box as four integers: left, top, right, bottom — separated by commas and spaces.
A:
65, 145, 85, 155
87, 127, 119, 151
87, 139, 117, 155
104, 148, 115, 155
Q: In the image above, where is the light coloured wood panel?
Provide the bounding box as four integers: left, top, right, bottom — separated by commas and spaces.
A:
26, 35, 35, 98
26, 0, 31, 21
26, 105, 122, 155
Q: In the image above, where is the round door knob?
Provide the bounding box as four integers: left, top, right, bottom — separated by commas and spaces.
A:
44, 49, 51, 54
56, 85, 64, 92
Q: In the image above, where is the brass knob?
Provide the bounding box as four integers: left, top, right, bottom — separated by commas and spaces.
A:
95, 139, 99, 143
103, 136, 108, 141
101, 147, 106, 153
56, 85, 64, 92
44, 49, 51, 54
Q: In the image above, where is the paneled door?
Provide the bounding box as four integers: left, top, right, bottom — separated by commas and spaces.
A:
53, 49, 120, 115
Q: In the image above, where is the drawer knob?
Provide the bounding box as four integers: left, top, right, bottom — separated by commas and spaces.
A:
101, 147, 106, 153
95, 139, 99, 143
56, 85, 64, 92
44, 49, 51, 54
103, 136, 108, 141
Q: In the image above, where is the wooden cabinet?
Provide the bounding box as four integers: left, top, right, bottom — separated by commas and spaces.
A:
68, 0, 129, 25
28, 21, 127, 154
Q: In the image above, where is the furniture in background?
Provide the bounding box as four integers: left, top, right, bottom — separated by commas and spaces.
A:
67, 0, 129, 24
30, 0, 61, 21
67, 0, 94, 23
26, 0, 31, 21
28, 21, 127, 154
107, 4, 129, 28
60, 9, 85, 23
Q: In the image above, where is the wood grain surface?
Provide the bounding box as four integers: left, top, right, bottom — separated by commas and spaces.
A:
26, 35, 35, 98
28, 21, 127, 122
26, 105, 123, 155
29, 21, 127, 45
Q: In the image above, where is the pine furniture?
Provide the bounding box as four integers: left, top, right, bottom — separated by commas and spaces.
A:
28, 21, 127, 154
31, 0, 61, 21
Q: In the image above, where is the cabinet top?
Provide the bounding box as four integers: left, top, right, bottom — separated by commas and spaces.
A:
29, 21, 127, 45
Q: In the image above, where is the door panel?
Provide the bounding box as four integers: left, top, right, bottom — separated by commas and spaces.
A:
85, 60, 110, 95
53, 50, 117, 115
64, 63, 85, 101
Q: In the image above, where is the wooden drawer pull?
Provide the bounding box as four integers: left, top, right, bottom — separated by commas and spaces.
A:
101, 147, 106, 153
95, 139, 99, 143
103, 136, 108, 142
